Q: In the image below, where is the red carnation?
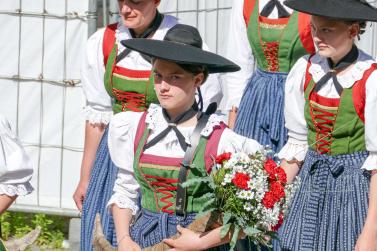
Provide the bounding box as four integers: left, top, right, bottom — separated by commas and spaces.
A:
270, 182, 285, 201
231, 172, 250, 190
271, 212, 284, 231
276, 167, 287, 185
262, 191, 276, 209
215, 152, 232, 164
264, 159, 277, 175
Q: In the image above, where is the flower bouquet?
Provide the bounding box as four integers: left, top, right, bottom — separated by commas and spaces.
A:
182, 150, 300, 250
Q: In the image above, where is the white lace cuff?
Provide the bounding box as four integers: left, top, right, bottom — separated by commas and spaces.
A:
107, 194, 139, 215
361, 152, 377, 171
278, 138, 308, 162
83, 106, 112, 125
0, 182, 33, 196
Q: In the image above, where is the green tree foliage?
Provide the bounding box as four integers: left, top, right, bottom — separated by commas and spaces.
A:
0, 212, 68, 250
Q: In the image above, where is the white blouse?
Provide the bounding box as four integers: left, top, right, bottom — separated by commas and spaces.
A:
223, 0, 293, 110
107, 104, 262, 214
0, 114, 33, 196
278, 50, 377, 171
82, 16, 223, 125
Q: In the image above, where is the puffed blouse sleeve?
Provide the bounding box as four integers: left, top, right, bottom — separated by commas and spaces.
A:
222, 0, 255, 110
107, 111, 144, 215
277, 56, 309, 162
362, 70, 377, 171
217, 128, 263, 155
0, 115, 33, 196
81, 28, 113, 125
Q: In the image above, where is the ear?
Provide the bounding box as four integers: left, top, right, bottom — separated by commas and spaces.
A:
349, 23, 359, 38
193, 73, 204, 88
154, 0, 161, 6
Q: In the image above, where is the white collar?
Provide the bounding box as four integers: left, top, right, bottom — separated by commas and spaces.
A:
114, 15, 178, 54
308, 49, 376, 88
145, 104, 224, 145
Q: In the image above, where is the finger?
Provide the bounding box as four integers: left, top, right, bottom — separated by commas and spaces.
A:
74, 196, 83, 211
163, 238, 175, 247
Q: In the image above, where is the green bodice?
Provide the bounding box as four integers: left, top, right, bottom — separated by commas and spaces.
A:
104, 43, 158, 114
245, 0, 313, 72
304, 74, 366, 155
131, 115, 225, 214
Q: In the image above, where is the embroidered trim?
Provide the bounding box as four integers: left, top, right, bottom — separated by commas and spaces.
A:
262, 41, 280, 72
259, 22, 286, 29
112, 72, 150, 81
139, 163, 179, 171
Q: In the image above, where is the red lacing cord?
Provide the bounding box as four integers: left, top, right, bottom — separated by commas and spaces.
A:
310, 105, 337, 154
112, 88, 146, 112
144, 174, 178, 214
263, 41, 279, 72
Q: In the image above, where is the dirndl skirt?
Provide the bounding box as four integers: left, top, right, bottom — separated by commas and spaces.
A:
80, 127, 119, 250
234, 68, 288, 152
277, 150, 371, 251
130, 209, 230, 251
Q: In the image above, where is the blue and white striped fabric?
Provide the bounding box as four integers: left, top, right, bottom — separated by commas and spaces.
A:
130, 209, 230, 250
234, 68, 288, 153
277, 150, 370, 251
80, 128, 119, 251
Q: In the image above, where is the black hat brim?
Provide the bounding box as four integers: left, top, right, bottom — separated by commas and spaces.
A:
121, 39, 240, 73
284, 0, 377, 22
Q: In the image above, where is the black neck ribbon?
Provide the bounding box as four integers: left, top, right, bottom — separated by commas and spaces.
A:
116, 11, 164, 63
144, 103, 199, 151
314, 45, 359, 96
260, 0, 290, 18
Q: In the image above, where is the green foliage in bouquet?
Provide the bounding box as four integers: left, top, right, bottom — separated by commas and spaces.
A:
182, 151, 300, 250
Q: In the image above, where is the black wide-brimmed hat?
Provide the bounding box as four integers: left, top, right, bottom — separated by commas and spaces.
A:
120, 24, 240, 73
284, 0, 377, 22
